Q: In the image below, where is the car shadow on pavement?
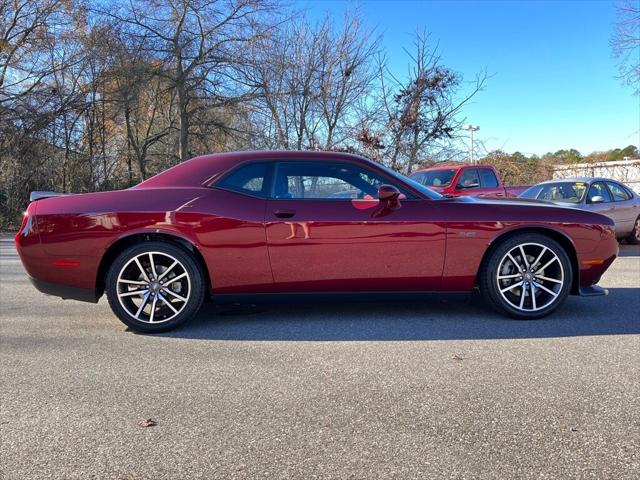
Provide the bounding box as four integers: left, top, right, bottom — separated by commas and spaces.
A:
160, 287, 640, 341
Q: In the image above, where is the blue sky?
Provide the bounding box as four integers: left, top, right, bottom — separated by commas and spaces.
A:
300, 0, 639, 156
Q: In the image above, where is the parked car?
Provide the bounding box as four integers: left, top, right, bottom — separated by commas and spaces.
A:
409, 164, 528, 198
16, 151, 618, 333
519, 178, 640, 244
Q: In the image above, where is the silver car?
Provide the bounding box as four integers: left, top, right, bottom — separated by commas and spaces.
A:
519, 177, 640, 244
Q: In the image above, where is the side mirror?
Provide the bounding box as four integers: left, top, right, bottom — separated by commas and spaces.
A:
378, 184, 401, 210
590, 195, 605, 204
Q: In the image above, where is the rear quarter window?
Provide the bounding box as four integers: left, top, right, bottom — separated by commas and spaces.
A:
215, 162, 271, 198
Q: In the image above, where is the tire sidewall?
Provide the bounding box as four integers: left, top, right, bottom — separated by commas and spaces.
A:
481, 234, 573, 319
105, 241, 205, 332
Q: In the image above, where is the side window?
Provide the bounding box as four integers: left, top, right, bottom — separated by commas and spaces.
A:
456, 169, 480, 189
216, 162, 270, 198
478, 168, 499, 188
272, 162, 411, 200
587, 182, 613, 203
606, 182, 632, 201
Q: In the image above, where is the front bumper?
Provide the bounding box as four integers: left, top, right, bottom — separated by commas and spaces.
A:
578, 285, 609, 296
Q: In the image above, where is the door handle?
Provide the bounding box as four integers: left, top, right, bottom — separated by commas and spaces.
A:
274, 210, 296, 219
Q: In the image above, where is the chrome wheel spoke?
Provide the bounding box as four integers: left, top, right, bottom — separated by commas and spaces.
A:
158, 293, 179, 314
162, 288, 187, 302
158, 260, 178, 281
501, 281, 524, 293
531, 246, 547, 270
519, 285, 526, 309
507, 252, 523, 271
538, 256, 558, 273
519, 245, 530, 269
534, 282, 559, 297
149, 295, 159, 323
530, 283, 537, 310
135, 292, 151, 319
118, 289, 148, 298
498, 273, 521, 280
149, 253, 158, 279
134, 257, 150, 282
167, 272, 187, 283
119, 279, 148, 286
535, 275, 562, 284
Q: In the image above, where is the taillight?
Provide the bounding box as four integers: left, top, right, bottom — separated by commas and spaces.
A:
15, 202, 37, 246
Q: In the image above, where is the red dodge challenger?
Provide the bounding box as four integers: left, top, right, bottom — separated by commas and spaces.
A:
15, 151, 618, 332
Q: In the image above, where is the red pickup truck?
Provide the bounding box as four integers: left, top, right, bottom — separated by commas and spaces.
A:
409, 164, 528, 198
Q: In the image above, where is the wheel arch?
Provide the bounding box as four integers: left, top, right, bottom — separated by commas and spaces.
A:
96, 231, 211, 298
476, 226, 580, 295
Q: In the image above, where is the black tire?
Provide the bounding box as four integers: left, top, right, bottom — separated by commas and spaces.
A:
628, 216, 640, 245
478, 233, 573, 319
105, 241, 206, 333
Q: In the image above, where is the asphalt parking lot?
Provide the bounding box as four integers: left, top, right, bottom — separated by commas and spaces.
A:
1, 238, 639, 479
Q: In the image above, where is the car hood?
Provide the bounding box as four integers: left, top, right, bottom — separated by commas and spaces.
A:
444, 195, 558, 208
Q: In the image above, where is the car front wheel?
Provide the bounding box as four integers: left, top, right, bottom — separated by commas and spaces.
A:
479, 233, 572, 319
106, 241, 206, 332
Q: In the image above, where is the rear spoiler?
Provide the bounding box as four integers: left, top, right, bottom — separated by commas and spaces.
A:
30, 191, 70, 202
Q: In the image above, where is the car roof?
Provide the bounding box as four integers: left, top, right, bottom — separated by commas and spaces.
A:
135, 150, 373, 188
412, 164, 494, 173
536, 177, 623, 185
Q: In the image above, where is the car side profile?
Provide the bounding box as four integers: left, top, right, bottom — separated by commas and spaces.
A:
409, 164, 528, 198
519, 178, 640, 244
16, 151, 618, 332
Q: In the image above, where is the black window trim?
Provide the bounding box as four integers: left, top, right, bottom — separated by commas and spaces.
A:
267, 159, 421, 201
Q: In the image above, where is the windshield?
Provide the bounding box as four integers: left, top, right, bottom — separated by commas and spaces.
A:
519, 181, 588, 203
409, 169, 457, 188
377, 163, 443, 199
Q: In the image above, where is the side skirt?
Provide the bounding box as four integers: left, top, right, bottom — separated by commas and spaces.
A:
211, 291, 473, 305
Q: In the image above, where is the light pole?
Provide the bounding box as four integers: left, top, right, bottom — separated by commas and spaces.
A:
462, 124, 480, 164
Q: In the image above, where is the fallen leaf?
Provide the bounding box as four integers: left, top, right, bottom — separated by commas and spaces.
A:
138, 418, 157, 428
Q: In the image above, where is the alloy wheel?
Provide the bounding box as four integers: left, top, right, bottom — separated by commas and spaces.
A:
116, 251, 191, 324
496, 242, 565, 312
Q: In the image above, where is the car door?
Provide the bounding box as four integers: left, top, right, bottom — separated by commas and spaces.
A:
477, 167, 505, 197
265, 160, 446, 292
605, 181, 637, 234
585, 181, 617, 229
201, 161, 274, 293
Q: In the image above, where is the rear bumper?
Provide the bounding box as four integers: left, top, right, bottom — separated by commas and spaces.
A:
29, 276, 99, 303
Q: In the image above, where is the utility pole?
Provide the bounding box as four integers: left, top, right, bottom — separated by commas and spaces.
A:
462, 125, 480, 164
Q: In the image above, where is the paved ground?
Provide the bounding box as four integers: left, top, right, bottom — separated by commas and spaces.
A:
1, 239, 639, 479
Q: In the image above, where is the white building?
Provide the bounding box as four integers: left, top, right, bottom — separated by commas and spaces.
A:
553, 158, 640, 194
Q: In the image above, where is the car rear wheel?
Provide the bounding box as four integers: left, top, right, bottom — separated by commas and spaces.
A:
106, 242, 205, 332
628, 216, 640, 245
479, 233, 572, 319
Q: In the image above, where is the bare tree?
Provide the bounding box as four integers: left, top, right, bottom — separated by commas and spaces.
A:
248, 11, 379, 151
361, 31, 486, 173
98, 0, 273, 161
611, 0, 640, 95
